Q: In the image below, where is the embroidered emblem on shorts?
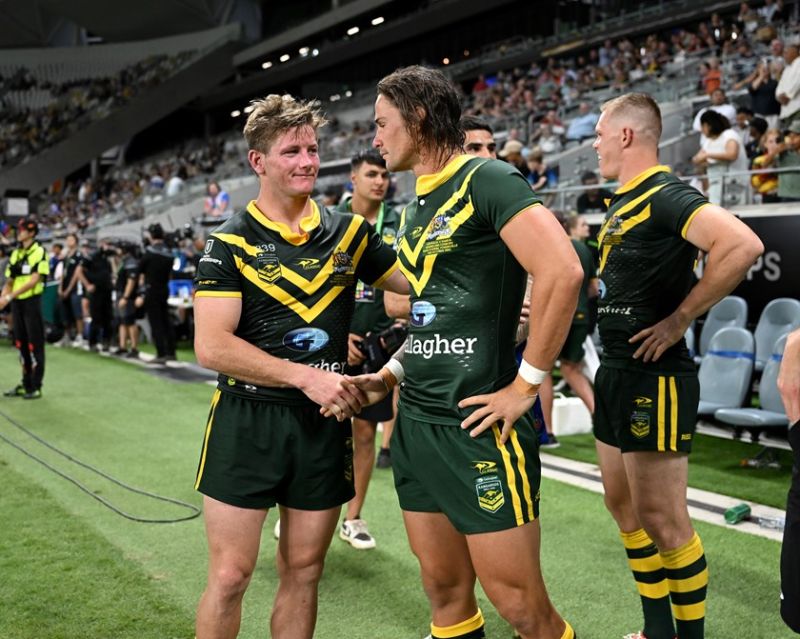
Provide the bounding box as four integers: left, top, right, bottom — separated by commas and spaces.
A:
472, 461, 497, 475
475, 476, 505, 513
681, 433, 692, 441
257, 254, 281, 283
630, 411, 650, 438
633, 395, 653, 408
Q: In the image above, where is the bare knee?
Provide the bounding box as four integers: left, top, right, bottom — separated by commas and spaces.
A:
352, 420, 376, 449
419, 566, 474, 609
603, 486, 636, 527
208, 562, 255, 602
637, 509, 691, 549
277, 550, 326, 588
492, 586, 549, 634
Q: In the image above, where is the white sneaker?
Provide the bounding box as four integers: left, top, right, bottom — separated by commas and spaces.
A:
71, 337, 84, 348
273, 518, 280, 539
339, 518, 376, 549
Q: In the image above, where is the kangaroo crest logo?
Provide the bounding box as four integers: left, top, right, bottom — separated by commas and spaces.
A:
475, 476, 504, 513
257, 254, 281, 283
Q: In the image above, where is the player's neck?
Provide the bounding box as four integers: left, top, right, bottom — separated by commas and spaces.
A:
413, 151, 459, 177
616, 153, 661, 188
255, 190, 312, 232
349, 192, 381, 221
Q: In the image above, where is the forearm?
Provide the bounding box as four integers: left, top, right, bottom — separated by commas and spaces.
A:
524, 270, 580, 370
384, 291, 410, 319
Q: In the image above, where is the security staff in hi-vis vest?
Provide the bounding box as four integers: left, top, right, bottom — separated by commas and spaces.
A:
592, 93, 763, 639
1, 218, 50, 399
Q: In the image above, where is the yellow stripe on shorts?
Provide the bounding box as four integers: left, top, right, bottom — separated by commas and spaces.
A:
194, 389, 222, 489
508, 428, 535, 522
657, 376, 666, 451
492, 424, 524, 525
669, 376, 679, 451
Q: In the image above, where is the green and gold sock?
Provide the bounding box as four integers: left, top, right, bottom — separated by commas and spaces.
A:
431, 609, 485, 638
621, 528, 676, 639
661, 532, 707, 639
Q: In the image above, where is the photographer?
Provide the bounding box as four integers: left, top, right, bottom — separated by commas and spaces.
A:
76, 239, 114, 351
138, 223, 175, 363
1, 219, 49, 399
336, 150, 404, 549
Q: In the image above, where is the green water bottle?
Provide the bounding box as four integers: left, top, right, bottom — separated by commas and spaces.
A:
724, 503, 751, 525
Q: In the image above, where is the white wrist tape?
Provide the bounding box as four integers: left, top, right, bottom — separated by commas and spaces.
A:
384, 358, 405, 384
518, 359, 548, 385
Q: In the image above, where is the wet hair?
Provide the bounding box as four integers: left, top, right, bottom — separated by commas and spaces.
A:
699, 109, 731, 137
243, 94, 327, 153
460, 115, 493, 135
350, 149, 386, 172
377, 65, 464, 165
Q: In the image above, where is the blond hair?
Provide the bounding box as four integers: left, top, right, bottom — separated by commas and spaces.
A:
601, 92, 662, 143
243, 94, 327, 153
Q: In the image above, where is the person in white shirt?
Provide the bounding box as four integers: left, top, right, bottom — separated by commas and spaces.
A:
776, 42, 800, 123
692, 109, 748, 205
692, 88, 738, 134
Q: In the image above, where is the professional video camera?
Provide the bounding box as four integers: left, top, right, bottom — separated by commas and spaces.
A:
355, 324, 408, 374
164, 223, 194, 248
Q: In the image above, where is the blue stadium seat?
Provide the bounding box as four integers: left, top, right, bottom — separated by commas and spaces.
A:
753, 298, 800, 371
714, 333, 790, 429
698, 295, 748, 358
697, 327, 754, 416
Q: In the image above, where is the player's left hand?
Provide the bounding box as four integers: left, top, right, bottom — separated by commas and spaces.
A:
458, 380, 538, 444
629, 312, 690, 362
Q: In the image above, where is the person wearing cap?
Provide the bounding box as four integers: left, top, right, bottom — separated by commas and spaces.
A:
498, 139, 530, 179
0, 219, 49, 399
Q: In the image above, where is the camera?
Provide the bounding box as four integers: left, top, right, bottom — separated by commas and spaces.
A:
355, 324, 409, 373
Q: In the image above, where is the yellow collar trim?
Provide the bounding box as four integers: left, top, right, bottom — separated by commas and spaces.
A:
246, 200, 320, 245
415, 155, 474, 196
615, 165, 671, 195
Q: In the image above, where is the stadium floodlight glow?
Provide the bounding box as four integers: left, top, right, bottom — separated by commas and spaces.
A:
243, 105, 255, 114
330, 94, 341, 102
347, 26, 360, 36
312, 48, 319, 56
345, 90, 353, 97
299, 46, 310, 56
371, 16, 384, 26
443, 57, 450, 65
261, 61, 273, 69
231, 110, 241, 118
463, 49, 470, 57
280, 54, 290, 62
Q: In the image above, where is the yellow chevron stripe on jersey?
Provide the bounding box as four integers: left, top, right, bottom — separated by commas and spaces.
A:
598, 203, 653, 274
400, 164, 482, 265
246, 200, 321, 245
597, 184, 665, 246
233, 233, 368, 324
214, 215, 362, 296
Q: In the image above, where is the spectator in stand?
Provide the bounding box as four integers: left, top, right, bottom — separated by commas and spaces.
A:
526, 148, 558, 199
203, 180, 230, 218
735, 58, 782, 128
472, 74, 489, 93
746, 116, 769, 158
576, 170, 615, 214
536, 123, 564, 155
692, 88, 738, 135
701, 58, 723, 95
165, 166, 187, 197
751, 128, 782, 202
735, 106, 755, 148
498, 139, 530, 179
760, 119, 800, 200
776, 42, 800, 124
460, 116, 497, 158
693, 109, 749, 205
566, 102, 600, 144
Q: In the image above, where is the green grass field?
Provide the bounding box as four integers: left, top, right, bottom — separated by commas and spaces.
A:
0, 345, 794, 638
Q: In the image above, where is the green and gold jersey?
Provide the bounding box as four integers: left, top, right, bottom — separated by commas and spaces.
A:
573, 239, 595, 324
336, 199, 401, 336
597, 165, 708, 373
195, 200, 399, 402
397, 155, 541, 425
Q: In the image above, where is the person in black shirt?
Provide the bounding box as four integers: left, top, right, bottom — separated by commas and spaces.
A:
138, 224, 176, 363
576, 170, 614, 213
114, 242, 141, 358
76, 239, 114, 351
57, 233, 84, 345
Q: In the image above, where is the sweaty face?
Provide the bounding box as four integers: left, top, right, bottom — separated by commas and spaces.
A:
260, 126, 320, 198
373, 95, 417, 172
593, 111, 623, 181
463, 129, 497, 158
351, 161, 389, 203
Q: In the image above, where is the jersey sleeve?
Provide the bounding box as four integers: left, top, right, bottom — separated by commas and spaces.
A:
652, 180, 709, 239
354, 218, 400, 287
194, 234, 242, 298
469, 160, 543, 233
576, 241, 596, 278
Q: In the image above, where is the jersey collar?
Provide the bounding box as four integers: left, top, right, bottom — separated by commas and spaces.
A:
246, 199, 320, 245
415, 155, 473, 197
615, 164, 671, 195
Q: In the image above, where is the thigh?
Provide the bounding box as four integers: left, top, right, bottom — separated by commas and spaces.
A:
277, 505, 341, 569
622, 450, 689, 525
396, 412, 541, 534
403, 510, 475, 587
203, 495, 267, 573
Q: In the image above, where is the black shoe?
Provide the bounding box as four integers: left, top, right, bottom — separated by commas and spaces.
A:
540, 434, 560, 449
110, 347, 127, 356
150, 356, 168, 364
125, 349, 139, 359
23, 389, 42, 400
376, 448, 392, 469
3, 384, 26, 397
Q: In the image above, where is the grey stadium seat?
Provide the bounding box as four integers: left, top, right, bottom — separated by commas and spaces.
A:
715, 333, 790, 428
697, 327, 754, 416
685, 325, 695, 359
698, 295, 748, 358
753, 298, 800, 371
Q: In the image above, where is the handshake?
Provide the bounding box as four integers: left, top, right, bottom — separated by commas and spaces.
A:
315, 368, 396, 422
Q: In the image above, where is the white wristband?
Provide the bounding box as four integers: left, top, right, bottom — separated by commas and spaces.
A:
384, 358, 405, 384
518, 359, 548, 385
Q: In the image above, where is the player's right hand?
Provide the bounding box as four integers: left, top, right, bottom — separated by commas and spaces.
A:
347, 373, 390, 406
304, 369, 366, 422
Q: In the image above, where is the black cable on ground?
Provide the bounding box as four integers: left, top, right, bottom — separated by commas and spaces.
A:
0, 408, 201, 523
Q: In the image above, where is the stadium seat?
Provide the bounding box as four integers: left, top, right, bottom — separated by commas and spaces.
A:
685, 324, 695, 359
698, 295, 748, 359
753, 298, 800, 371
697, 327, 754, 416
715, 333, 789, 429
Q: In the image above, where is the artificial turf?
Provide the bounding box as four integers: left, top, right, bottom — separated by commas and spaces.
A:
0, 345, 794, 638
